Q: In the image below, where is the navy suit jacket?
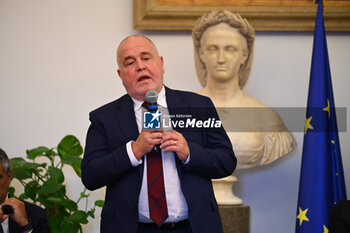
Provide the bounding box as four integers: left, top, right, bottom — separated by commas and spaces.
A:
82, 87, 236, 233
329, 200, 350, 233
9, 201, 50, 233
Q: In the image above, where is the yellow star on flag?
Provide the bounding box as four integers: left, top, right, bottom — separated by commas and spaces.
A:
323, 99, 330, 118
304, 116, 314, 134
323, 225, 329, 233
297, 207, 310, 226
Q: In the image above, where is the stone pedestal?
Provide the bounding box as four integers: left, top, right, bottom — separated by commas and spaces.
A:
212, 176, 242, 205
219, 205, 250, 233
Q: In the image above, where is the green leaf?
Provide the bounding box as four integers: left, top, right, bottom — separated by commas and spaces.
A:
24, 181, 38, 201
10, 158, 44, 180
50, 216, 80, 233
38, 179, 64, 195
59, 221, 80, 233
48, 214, 64, 232
39, 186, 66, 209
61, 199, 78, 211
57, 135, 83, 157
7, 187, 16, 197
61, 154, 82, 177
87, 209, 95, 218
45, 200, 70, 217
46, 197, 78, 211
26, 146, 53, 160
94, 200, 105, 207
19, 193, 27, 199
68, 211, 88, 224
80, 192, 89, 198
9, 158, 32, 179
32, 166, 45, 177
55, 185, 66, 198
48, 167, 64, 183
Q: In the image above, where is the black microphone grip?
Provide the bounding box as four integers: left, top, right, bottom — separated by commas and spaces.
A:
1, 204, 14, 215
145, 90, 162, 155
148, 104, 161, 155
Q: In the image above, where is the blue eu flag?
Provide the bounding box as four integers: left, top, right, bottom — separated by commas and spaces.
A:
295, 0, 347, 232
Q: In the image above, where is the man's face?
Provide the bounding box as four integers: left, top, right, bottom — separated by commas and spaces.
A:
199, 23, 248, 83
0, 164, 12, 204
117, 36, 165, 100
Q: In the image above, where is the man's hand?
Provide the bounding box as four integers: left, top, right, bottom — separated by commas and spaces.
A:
160, 130, 189, 161
2, 198, 30, 228
132, 129, 163, 160
0, 208, 5, 223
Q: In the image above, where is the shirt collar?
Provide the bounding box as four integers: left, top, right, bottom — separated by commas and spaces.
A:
131, 86, 167, 112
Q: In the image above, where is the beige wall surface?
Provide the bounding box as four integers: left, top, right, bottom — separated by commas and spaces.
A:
1, 1, 349, 233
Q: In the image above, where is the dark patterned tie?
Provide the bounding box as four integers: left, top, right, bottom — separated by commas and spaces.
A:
142, 102, 168, 225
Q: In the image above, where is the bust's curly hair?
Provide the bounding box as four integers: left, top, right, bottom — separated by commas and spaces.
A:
192, 11, 255, 88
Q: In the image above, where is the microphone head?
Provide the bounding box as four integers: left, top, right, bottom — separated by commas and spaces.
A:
145, 90, 158, 104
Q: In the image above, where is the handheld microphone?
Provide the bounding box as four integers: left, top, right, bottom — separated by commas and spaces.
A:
145, 90, 158, 112
1, 204, 14, 215
145, 90, 161, 154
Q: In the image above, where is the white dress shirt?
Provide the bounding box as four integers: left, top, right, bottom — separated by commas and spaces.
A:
0, 217, 9, 233
126, 86, 189, 223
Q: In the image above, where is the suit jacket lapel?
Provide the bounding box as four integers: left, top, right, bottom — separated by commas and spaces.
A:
165, 86, 182, 123
165, 87, 189, 177
116, 95, 139, 142
9, 218, 19, 233
165, 86, 188, 134
115, 95, 144, 178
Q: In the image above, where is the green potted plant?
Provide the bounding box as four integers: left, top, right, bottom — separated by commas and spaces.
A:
9, 135, 104, 233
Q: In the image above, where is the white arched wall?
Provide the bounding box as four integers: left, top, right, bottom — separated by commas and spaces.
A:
1, 1, 349, 233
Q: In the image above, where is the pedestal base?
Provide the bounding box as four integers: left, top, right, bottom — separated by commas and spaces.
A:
219, 205, 250, 233
213, 176, 242, 205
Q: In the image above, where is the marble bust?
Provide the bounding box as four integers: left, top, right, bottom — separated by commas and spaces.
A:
192, 11, 296, 204
193, 11, 296, 170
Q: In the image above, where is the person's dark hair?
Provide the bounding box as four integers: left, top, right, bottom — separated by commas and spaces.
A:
0, 148, 11, 174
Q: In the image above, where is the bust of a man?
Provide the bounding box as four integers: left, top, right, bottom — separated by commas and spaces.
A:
193, 11, 296, 169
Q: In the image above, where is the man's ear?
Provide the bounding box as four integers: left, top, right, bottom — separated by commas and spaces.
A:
117, 69, 121, 77
7, 170, 12, 181
160, 56, 165, 73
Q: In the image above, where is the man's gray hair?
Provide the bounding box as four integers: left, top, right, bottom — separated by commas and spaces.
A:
0, 148, 11, 174
116, 34, 159, 67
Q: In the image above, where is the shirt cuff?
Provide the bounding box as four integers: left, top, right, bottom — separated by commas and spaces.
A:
183, 150, 190, 164
126, 141, 143, 166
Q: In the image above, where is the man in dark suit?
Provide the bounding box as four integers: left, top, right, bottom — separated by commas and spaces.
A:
0, 148, 50, 233
329, 200, 350, 233
81, 35, 236, 233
